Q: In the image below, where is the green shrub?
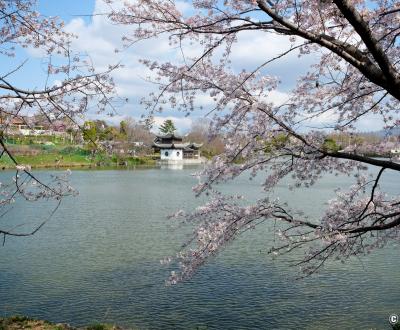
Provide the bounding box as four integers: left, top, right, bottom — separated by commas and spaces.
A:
9, 315, 30, 322
0, 315, 31, 329
322, 138, 341, 152
40, 144, 56, 152
60, 146, 90, 156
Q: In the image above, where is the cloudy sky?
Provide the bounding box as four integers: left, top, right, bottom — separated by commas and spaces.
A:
3, 0, 383, 133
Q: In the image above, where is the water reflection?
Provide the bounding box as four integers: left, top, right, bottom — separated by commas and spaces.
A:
160, 163, 184, 170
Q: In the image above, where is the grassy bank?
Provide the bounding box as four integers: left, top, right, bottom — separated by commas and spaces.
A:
0, 316, 138, 330
0, 143, 157, 169
0, 153, 157, 169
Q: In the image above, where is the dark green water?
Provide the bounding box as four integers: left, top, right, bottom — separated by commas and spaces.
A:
0, 167, 399, 329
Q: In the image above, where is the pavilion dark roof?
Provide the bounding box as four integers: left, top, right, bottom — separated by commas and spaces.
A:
154, 133, 183, 140
152, 133, 202, 150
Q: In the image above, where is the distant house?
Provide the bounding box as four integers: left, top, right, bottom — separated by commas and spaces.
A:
51, 120, 68, 132
391, 147, 400, 160
152, 133, 202, 161
0, 116, 43, 135
0, 115, 73, 137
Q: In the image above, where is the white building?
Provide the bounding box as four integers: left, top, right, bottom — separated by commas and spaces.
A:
390, 148, 400, 162
152, 133, 202, 162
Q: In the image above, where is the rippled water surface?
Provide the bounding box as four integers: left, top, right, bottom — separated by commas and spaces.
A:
0, 167, 399, 329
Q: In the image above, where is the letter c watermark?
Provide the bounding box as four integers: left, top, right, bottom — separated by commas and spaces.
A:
389, 314, 398, 325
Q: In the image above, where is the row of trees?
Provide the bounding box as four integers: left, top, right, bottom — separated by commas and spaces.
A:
81, 117, 226, 157
82, 118, 154, 149
82, 117, 400, 159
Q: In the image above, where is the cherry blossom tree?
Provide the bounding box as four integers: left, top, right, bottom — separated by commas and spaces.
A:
107, 0, 400, 284
0, 0, 118, 241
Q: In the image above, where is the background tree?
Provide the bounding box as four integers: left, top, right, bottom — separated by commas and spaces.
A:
120, 120, 128, 137
123, 117, 154, 146
0, 0, 118, 241
159, 119, 176, 135
108, 0, 400, 284
82, 121, 98, 147
186, 119, 225, 158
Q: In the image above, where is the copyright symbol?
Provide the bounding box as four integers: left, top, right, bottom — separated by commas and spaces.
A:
389, 314, 399, 325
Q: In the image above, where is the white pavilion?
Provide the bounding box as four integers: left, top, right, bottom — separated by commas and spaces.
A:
152, 133, 202, 161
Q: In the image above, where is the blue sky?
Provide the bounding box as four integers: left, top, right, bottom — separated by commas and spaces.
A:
3, 0, 383, 132
37, 0, 95, 23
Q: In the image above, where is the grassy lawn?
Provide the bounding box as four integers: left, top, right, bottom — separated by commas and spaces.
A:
0, 152, 92, 168
0, 144, 157, 169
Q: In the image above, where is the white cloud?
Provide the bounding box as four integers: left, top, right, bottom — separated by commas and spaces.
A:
352, 115, 386, 132
57, 1, 321, 131
230, 31, 317, 91
153, 116, 193, 134
298, 109, 338, 130
61, 1, 171, 120
260, 90, 290, 107
175, 1, 192, 14
64, 2, 310, 93
231, 31, 293, 63
295, 109, 386, 132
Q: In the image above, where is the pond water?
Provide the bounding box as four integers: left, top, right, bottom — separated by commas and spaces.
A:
0, 166, 399, 329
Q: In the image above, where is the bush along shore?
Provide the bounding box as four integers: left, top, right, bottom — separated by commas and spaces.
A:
0, 316, 139, 330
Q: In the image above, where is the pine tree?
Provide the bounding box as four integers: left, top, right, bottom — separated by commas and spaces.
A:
159, 119, 176, 135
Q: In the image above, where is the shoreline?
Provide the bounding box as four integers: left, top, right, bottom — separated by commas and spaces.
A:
0, 155, 158, 170
0, 161, 205, 171
0, 316, 137, 330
